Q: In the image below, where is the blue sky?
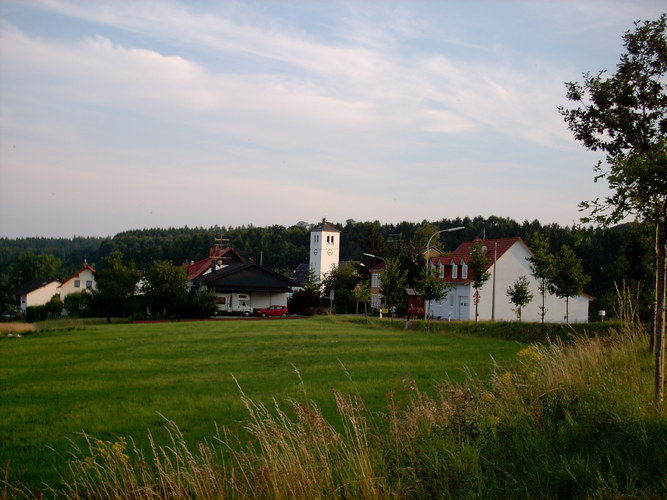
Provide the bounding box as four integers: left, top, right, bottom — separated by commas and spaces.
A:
1, 1, 664, 238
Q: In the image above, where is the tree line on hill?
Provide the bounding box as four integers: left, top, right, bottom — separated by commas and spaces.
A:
0, 216, 655, 322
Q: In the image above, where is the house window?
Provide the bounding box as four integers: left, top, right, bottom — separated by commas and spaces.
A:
74, 280, 80, 288
372, 273, 381, 288
86, 280, 93, 288
450, 294, 454, 306
451, 264, 457, 279
439, 263, 444, 278
331, 236, 335, 245
461, 264, 468, 280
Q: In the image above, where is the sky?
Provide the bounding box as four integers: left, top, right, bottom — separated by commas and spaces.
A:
1, 1, 664, 238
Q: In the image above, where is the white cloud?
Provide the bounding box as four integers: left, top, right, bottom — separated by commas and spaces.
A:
1, 0, 656, 237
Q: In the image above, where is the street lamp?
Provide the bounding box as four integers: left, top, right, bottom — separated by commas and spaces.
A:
363, 252, 386, 263
424, 226, 464, 319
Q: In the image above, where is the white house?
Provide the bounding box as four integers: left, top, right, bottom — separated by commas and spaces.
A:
10, 278, 61, 313
58, 260, 97, 299
428, 237, 591, 323
309, 218, 340, 286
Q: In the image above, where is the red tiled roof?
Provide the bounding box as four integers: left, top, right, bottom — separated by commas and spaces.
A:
185, 246, 245, 281
429, 237, 528, 284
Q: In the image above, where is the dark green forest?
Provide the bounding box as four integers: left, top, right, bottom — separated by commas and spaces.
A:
0, 216, 655, 320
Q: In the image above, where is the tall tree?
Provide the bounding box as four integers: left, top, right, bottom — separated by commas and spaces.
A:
93, 250, 141, 322
559, 14, 667, 401
320, 263, 359, 314
10, 251, 61, 284
506, 275, 534, 321
143, 260, 188, 318
468, 241, 491, 326
527, 233, 554, 327
380, 257, 407, 317
548, 245, 591, 324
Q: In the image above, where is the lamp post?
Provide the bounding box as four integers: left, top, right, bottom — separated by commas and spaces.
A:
424, 226, 464, 320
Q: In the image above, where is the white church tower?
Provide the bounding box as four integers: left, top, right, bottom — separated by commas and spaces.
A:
309, 218, 340, 285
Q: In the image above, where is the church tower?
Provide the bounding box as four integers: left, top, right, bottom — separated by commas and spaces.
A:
309, 218, 340, 285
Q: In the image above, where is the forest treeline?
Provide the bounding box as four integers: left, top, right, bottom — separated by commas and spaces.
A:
0, 216, 655, 320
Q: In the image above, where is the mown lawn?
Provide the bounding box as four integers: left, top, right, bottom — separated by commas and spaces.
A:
1, 316, 525, 489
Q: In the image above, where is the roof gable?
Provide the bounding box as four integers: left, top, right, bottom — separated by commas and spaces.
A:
186, 246, 245, 281
193, 262, 302, 292
430, 237, 528, 284
10, 278, 61, 296
60, 264, 96, 287
311, 219, 340, 233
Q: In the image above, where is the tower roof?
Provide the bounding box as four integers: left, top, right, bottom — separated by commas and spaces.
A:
311, 218, 340, 233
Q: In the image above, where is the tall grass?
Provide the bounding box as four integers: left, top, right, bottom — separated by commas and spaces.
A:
4, 321, 664, 499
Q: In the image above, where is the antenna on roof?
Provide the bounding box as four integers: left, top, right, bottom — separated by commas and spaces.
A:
214, 236, 230, 247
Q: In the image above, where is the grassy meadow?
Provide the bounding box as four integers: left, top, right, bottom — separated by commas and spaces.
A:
1, 316, 525, 492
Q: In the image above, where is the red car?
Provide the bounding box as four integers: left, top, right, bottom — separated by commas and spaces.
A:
257, 305, 289, 317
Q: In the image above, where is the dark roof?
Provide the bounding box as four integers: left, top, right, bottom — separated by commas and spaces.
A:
9, 278, 60, 296
192, 262, 302, 293
311, 219, 340, 233
289, 263, 310, 286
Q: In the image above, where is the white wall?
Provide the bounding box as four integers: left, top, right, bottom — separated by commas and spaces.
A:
23, 281, 61, 311
59, 268, 97, 299
429, 241, 590, 323
250, 291, 290, 309
309, 230, 340, 285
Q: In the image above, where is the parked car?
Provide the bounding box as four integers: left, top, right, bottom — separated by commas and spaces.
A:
257, 305, 289, 317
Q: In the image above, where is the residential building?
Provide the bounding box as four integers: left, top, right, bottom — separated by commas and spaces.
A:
369, 262, 385, 310
191, 262, 302, 311
10, 278, 61, 313
428, 237, 591, 323
58, 260, 97, 299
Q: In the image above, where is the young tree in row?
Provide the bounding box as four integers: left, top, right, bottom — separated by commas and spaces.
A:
353, 280, 371, 316
506, 275, 534, 321
549, 245, 591, 324
380, 257, 407, 318
417, 267, 453, 323
559, 14, 667, 400
528, 233, 553, 328
468, 241, 491, 326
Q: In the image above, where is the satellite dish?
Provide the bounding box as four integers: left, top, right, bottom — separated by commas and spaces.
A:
481, 246, 488, 254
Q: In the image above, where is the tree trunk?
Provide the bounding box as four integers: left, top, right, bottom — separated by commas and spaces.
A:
654, 222, 666, 403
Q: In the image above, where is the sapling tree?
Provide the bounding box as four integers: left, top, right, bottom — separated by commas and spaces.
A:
417, 267, 453, 322
548, 245, 590, 324
380, 257, 407, 318
506, 275, 534, 321
468, 241, 491, 326
559, 13, 667, 401
528, 233, 554, 327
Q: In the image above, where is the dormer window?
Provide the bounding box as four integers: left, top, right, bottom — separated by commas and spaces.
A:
439, 263, 444, 278
462, 263, 468, 279
451, 263, 458, 279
